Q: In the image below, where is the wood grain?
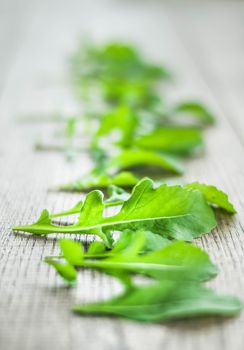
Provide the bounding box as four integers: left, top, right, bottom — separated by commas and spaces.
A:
0, 1, 244, 349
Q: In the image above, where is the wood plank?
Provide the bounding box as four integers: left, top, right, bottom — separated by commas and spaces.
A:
0, 1, 244, 350
0, 0, 34, 96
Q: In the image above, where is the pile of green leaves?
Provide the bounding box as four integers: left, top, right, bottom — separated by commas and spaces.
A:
70, 42, 169, 108
55, 42, 215, 192
14, 41, 242, 323
28, 41, 214, 190
13, 178, 241, 321
45, 234, 241, 322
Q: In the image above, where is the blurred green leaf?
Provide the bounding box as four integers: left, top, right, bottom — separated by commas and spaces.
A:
133, 127, 204, 155
73, 281, 241, 322
174, 101, 215, 125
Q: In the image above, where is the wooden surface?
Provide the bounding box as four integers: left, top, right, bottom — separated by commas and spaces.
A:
1, 1, 244, 349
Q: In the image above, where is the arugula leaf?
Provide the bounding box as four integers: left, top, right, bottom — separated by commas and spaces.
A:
57, 171, 140, 192
73, 281, 242, 322
50, 234, 217, 282
14, 40, 240, 325
110, 149, 184, 174
13, 178, 216, 244
174, 101, 215, 126
185, 182, 236, 214
52, 181, 236, 221
45, 231, 142, 288
133, 127, 204, 155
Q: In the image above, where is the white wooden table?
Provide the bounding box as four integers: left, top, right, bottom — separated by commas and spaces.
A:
1, 1, 244, 349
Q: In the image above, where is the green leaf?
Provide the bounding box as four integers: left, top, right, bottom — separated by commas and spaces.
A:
59, 239, 84, 265
185, 182, 236, 214
46, 259, 77, 283
87, 241, 106, 255
57, 171, 140, 192
110, 149, 184, 174
78, 237, 217, 282
73, 281, 242, 322
110, 171, 140, 187
46, 231, 217, 285
14, 178, 216, 244
36, 209, 52, 225
174, 101, 215, 125
133, 127, 204, 156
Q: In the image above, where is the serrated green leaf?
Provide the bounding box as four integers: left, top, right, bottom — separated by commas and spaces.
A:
13, 178, 216, 243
